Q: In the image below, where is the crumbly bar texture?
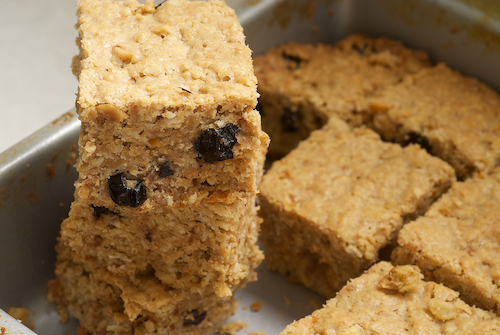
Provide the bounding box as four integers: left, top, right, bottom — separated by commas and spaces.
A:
50, 0, 268, 333
367, 62, 500, 180
253, 34, 430, 159
48, 242, 239, 335
58, 0, 268, 295
259, 117, 455, 297
60, 195, 263, 296
74, 0, 267, 208
280, 262, 500, 335
393, 167, 500, 314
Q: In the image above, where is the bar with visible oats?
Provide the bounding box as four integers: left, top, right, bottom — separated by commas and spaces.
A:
367, 63, 500, 180
49, 0, 268, 333
259, 116, 454, 297
253, 35, 430, 159
280, 262, 500, 335
393, 167, 500, 315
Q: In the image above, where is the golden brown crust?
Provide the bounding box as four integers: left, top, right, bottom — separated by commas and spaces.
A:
259, 117, 455, 297
393, 167, 500, 314
254, 34, 430, 158
49, 242, 238, 335
367, 63, 500, 180
280, 262, 500, 335
76, 0, 257, 119
50, 1, 267, 334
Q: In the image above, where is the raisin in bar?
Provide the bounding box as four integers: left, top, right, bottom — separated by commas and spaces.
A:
280, 262, 500, 335
259, 117, 455, 297
49, 242, 238, 335
393, 167, 500, 314
367, 63, 500, 180
253, 34, 430, 159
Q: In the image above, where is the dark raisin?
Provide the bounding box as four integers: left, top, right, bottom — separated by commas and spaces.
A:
256, 100, 264, 117
183, 310, 207, 326
158, 161, 174, 178
194, 124, 239, 163
108, 173, 147, 208
282, 52, 302, 69
91, 205, 116, 218
141, 226, 153, 242
352, 43, 368, 55
403, 132, 433, 154
280, 107, 302, 132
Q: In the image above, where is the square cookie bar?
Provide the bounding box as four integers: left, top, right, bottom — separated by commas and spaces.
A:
253, 34, 430, 158
60, 195, 263, 297
49, 242, 239, 335
74, 0, 268, 210
393, 167, 500, 314
259, 117, 455, 297
58, 0, 268, 296
50, 0, 267, 333
280, 262, 500, 335
367, 63, 500, 180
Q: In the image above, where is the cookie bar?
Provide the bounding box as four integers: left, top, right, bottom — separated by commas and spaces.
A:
280, 262, 500, 335
74, 0, 267, 205
50, 0, 267, 333
253, 34, 430, 158
59, 0, 268, 295
48, 242, 239, 335
259, 117, 455, 297
393, 167, 500, 314
60, 195, 263, 296
367, 63, 500, 180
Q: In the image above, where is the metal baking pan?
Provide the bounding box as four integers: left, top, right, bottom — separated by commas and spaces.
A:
1, 0, 500, 334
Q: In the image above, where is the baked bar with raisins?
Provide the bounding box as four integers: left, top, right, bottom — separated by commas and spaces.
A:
259, 117, 455, 297
280, 262, 500, 335
393, 167, 500, 314
49, 242, 239, 335
367, 63, 500, 180
253, 34, 430, 159
58, 0, 268, 294
60, 194, 263, 296
49, 0, 268, 333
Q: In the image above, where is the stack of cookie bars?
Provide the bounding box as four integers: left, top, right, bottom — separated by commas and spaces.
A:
48, 0, 268, 334
255, 34, 500, 333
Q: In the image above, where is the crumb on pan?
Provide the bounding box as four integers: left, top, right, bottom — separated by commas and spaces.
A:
283, 295, 292, 306
7, 307, 34, 330
251, 301, 262, 312
218, 320, 248, 335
